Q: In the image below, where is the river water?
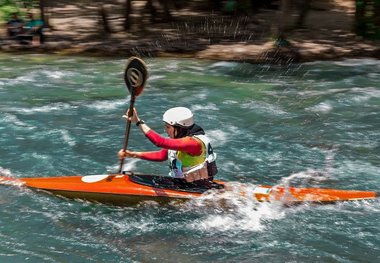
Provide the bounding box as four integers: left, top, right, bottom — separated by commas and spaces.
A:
0, 54, 379, 262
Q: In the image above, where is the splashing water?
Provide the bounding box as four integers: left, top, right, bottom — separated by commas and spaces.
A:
184, 183, 287, 233
0, 167, 12, 177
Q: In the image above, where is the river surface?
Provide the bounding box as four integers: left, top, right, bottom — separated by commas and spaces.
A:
0, 54, 379, 262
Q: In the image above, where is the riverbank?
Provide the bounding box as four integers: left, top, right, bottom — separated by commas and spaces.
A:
1, 1, 379, 63
1, 30, 379, 64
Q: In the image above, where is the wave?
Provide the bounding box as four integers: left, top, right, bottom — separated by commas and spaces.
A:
349, 87, 380, 103
147, 75, 166, 81
27, 129, 76, 148
4, 70, 78, 86
302, 87, 379, 112
209, 61, 239, 68
38, 70, 78, 80
84, 99, 126, 111
332, 59, 380, 67
206, 129, 229, 147
7, 98, 128, 114
221, 99, 238, 105
306, 102, 333, 114
1, 113, 35, 129
191, 103, 219, 112
9, 102, 77, 114
241, 101, 289, 116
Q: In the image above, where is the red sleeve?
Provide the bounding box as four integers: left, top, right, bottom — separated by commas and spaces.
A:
139, 148, 168, 162
145, 130, 202, 156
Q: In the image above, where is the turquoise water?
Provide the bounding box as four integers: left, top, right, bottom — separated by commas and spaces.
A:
0, 54, 379, 262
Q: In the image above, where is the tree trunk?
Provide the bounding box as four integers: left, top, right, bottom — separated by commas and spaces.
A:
162, 0, 172, 22
99, 5, 112, 34
209, 0, 222, 11
277, 0, 291, 38
124, 0, 132, 30
295, 0, 311, 29
375, 1, 380, 38
354, 0, 366, 37
146, 0, 157, 23
39, 0, 48, 27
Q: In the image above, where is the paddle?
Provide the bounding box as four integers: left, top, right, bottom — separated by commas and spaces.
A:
81, 57, 148, 183
118, 56, 148, 173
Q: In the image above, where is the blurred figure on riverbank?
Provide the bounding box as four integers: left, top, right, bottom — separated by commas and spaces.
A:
6, 12, 23, 37
23, 12, 44, 45
14, 12, 45, 46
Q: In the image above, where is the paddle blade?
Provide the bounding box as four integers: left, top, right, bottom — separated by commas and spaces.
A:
124, 57, 148, 97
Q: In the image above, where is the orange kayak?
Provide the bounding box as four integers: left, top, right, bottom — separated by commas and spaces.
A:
0, 173, 377, 206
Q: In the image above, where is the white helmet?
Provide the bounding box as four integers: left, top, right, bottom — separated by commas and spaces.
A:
163, 107, 194, 127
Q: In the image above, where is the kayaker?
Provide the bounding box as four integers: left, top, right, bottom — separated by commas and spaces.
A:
118, 107, 218, 184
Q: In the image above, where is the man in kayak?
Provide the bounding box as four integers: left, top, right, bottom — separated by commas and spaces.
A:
118, 107, 218, 185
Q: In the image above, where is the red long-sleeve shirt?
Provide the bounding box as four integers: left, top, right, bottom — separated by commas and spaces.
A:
139, 130, 202, 162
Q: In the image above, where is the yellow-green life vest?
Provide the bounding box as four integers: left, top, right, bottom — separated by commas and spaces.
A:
177, 141, 206, 167
168, 135, 216, 179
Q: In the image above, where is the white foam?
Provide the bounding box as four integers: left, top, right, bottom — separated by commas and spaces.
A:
279, 169, 329, 187
297, 88, 347, 97
165, 61, 180, 70
333, 59, 380, 67
60, 130, 76, 147
191, 103, 219, 112
39, 70, 76, 79
148, 75, 165, 81
342, 130, 379, 149
15, 102, 76, 114
222, 100, 238, 105
14, 74, 36, 83
209, 61, 239, 68
0, 167, 12, 177
31, 152, 52, 161
121, 159, 140, 172
350, 87, 380, 103
241, 101, 288, 116
336, 160, 379, 179
104, 159, 140, 174
2, 113, 35, 129
191, 92, 208, 101
306, 102, 333, 114
85, 99, 126, 111
29, 129, 76, 147
186, 183, 286, 233
206, 129, 229, 147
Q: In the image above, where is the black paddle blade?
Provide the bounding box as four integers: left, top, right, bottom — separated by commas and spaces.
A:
124, 57, 148, 97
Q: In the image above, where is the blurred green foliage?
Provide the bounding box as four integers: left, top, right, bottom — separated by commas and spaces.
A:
0, 1, 19, 21
355, 0, 380, 39
0, 0, 36, 21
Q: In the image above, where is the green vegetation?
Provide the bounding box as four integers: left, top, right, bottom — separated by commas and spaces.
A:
355, 0, 380, 39
0, 0, 37, 20
0, 0, 19, 21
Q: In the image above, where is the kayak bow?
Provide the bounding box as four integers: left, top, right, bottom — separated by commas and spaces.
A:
0, 173, 377, 206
